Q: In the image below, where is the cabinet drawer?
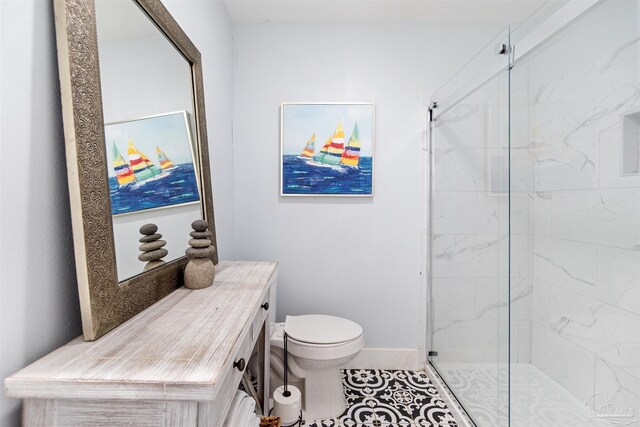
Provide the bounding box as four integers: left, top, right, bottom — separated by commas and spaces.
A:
206, 287, 272, 425
231, 327, 254, 385
252, 293, 270, 342
204, 326, 256, 426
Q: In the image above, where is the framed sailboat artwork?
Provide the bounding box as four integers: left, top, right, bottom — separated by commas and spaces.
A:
280, 102, 375, 196
104, 111, 201, 215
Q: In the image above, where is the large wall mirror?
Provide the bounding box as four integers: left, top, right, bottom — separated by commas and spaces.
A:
54, 0, 217, 340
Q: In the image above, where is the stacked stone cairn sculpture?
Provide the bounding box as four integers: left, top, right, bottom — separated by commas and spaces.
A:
138, 223, 168, 271
184, 219, 216, 289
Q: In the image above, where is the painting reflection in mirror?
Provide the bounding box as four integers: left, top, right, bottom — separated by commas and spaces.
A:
54, 0, 217, 339
95, 0, 202, 281
106, 111, 200, 215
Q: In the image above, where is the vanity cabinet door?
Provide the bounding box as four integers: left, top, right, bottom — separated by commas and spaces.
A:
23, 399, 199, 426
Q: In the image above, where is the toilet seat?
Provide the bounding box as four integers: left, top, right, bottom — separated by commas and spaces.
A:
270, 315, 365, 361
284, 315, 363, 345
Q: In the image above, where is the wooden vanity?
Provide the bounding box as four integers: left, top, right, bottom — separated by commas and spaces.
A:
5, 261, 277, 426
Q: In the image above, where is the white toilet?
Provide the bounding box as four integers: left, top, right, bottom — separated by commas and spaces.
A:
268, 288, 364, 419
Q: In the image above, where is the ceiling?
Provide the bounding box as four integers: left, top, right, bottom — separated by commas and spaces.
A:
223, 0, 559, 25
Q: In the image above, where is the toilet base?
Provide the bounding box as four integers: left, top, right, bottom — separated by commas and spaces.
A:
269, 321, 364, 420
302, 367, 346, 419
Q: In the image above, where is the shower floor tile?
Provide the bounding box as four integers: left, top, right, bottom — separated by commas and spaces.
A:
438, 363, 621, 427
302, 369, 458, 427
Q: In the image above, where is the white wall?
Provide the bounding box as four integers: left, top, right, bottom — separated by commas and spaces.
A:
0, 2, 514, 422
0, 1, 234, 425
232, 22, 504, 349
0, 3, 80, 425
99, 37, 193, 124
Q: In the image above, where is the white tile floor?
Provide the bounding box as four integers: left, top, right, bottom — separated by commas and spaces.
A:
438, 363, 637, 427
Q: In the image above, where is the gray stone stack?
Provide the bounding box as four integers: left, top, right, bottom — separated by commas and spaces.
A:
184, 219, 216, 289
138, 223, 168, 271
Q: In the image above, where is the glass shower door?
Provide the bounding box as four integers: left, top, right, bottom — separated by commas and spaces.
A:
508, 1, 640, 425
428, 27, 511, 427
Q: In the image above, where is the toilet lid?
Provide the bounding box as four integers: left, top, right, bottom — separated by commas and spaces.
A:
284, 315, 363, 345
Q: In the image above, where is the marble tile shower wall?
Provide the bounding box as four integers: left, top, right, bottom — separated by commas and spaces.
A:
431, 69, 533, 365
525, 0, 640, 412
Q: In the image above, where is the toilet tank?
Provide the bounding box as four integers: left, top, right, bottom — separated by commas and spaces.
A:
268, 279, 277, 325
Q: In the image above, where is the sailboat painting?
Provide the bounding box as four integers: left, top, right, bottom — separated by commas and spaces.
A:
281, 103, 374, 196
104, 111, 200, 215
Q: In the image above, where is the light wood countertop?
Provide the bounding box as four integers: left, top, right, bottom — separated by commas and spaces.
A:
5, 261, 279, 403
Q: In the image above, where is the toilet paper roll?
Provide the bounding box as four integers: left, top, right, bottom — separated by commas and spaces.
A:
273, 385, 301, 425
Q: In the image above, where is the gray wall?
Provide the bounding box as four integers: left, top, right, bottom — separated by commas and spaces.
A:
0, 1, 503, 422
0, 1, 234, 425
0, 2, 79, 425
232, 22, 503, 350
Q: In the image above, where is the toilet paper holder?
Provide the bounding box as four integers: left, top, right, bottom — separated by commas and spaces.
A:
271, 332, 302, 426
272, 386, 302, 427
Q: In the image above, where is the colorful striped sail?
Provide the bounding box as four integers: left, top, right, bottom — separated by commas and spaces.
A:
127, 139, 155, 181
340, 121, 361, 167
314, 136, 332, 163
156, 146, 176, 170
141, 151, 162, 175
321, 119, 345, 166
112, 143, 136, 185
299, 134, 316, 158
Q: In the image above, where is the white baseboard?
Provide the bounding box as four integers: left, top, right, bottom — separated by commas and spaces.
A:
342, 348, 423, 370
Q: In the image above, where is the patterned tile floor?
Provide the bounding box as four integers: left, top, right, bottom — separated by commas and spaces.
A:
302, 369, 459, 427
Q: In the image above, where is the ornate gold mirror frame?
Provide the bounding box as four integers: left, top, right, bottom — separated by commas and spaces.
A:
54, 0, 217, 340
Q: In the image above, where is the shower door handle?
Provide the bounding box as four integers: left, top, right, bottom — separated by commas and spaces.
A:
495, 43, 510, 55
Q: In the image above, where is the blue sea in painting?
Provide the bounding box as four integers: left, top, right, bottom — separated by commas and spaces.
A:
109, 163, 200, 215
282, 155, 373, 195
